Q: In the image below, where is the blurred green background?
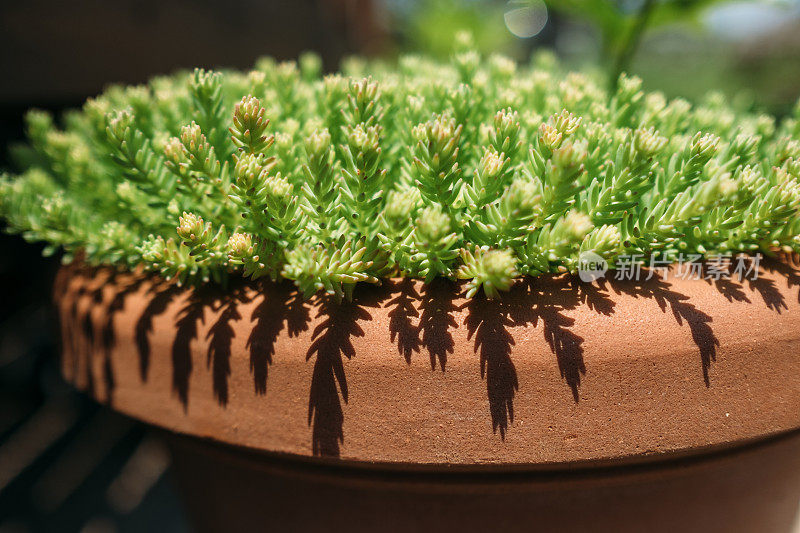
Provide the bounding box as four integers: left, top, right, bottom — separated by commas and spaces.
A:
380, 0, 800, 116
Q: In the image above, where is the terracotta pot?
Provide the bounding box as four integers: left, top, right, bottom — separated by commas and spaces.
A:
54, 257, 800, 532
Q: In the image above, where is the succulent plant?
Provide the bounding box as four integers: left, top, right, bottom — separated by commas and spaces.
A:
2, 49, 800, 299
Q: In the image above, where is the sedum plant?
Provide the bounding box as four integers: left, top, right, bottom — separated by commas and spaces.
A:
2, 48, 800, 300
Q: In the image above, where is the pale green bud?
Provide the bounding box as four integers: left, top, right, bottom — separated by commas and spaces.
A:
538, 122, 563, 151
617, 74, 643, 100
583, 224, 622, 259
350, 77, 379, 103
502, 177, 541, 217
227, 232, 254, 259
299, 51, 322, 80
784, 158, 800, 180
482, 249, 517, 282
739, 166, 762, 189
304, 128, 332, 158
416, 205, 452, 244
551, 109, 582, 136
634, 127, 668, 156
233, 153, 269, 190
177, 212, 206, 243
180, 122, 208, 153
454, 51, 480, 78
106, 109, 133, 141
462, 248, 518, 298
552, 141, 587, 169
477, 150, 507, 180
691, 132, 721, 161
265, 174, 294, 199
779, 138, 800, 161
729, 133, 759, 159
347, 124, 381, 154
489, 54, 517, 79
231, 96, 271, 153
163, 136, 187, 165
274, 132, 293, 152
276, 61, 299, 82
756, 115, 776, 137
383, 188, 420, 229
718, 175, 738, 197
493, 108, 520, 139
454, 30, 475, 52
557, 210, 594, 244
414, 115, 461, 160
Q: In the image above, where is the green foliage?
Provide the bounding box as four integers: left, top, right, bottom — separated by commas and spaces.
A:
459, 247, 518, 299
2, 50, 800, 300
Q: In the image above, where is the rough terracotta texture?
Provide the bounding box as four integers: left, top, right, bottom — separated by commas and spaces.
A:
55, 257, 800, 466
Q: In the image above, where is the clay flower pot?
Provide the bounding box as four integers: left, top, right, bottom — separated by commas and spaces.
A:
55, 257, 800, 533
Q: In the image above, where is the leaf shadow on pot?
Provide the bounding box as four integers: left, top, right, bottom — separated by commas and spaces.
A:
463, 277, 612, 438
380, 274, 615, 438
168, 288, 206, 411
134, 277, 312, 410
248, 281, 310, 396
419, 279, 460, 372
172, 281, 255, 410
64, 254, 796, 447
95, 272, 148, 406
700, 255, 795, 313
55, 265, 93, 396
54, 264, 88, 391
757, 253, 800, 308
137, 281, 222, 412
306, 287, 386, 457
381, 261, 788, 439
66, 269, 312, 416
57, 264, 148, 407
618, 256, 799, 386
135, 282, 183, 383
385, 278, 460, 371
385, 278, 421, 365
464, 293, 521, 440
607, 273, 719, 386
205, 283, 249, 407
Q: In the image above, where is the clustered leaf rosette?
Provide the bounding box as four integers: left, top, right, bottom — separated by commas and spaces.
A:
2, 47, 800, 300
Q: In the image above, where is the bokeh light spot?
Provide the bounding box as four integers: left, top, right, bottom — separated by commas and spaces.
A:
504, 0, 548, 39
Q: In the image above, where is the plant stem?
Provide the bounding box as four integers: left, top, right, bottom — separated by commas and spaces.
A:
611, 0, 657, 90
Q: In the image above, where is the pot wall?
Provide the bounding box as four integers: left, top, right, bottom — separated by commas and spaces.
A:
54, 259, 800, 466
165, 430, 800, 533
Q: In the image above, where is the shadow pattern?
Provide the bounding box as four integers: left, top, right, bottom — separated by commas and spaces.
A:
61, 256, 798, 449
609, 275, 719, 386
57, 266, 147, 406
170, 290, 206, 411
305, 294, 374, 457
418, 279, 459, 371
135, 283, 183, 382
206, 285, 247, 407
762, 253, 800, 306
96, 273, 147, 406
386, 278, 421, 364
248, 282, 310, 395
464, 295, 520, 439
